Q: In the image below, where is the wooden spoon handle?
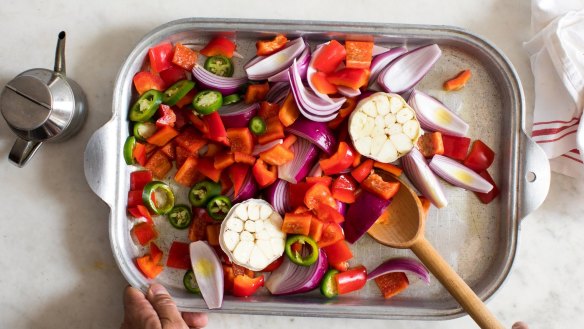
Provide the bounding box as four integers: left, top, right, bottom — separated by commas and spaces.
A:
411, 238, 504, 329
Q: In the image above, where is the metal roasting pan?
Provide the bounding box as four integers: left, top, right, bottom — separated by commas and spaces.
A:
84, 18, 550, 320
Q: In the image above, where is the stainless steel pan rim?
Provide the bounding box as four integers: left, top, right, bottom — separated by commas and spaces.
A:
84, 18, 550, 320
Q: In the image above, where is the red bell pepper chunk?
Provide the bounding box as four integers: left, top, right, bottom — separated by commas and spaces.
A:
304, 183, 338, 210
441, 134, 471, 161
173, 127, 207, 154
308, 217, 324, 242
257, 117, 285, 145
474, 170, 500, 204
206, 224, 221, 246
214, 151, 235, 170
288, 182, 313, 209
464, 140, 495, 172
131, 222, 158, 246
175, 90, 197, 110
345, 41, 374, 69
144, 151, 173, 179
172, 43, 198, 71
133, 71, 166, 95
174, 156, 199, 187
331, 174, 358, 204
244, 82, 270, 104
323, 240, 353, 265
197, 157, 223, 183
310, 71, 338, 95
186, 111, 210, 135
256, 34, 288, 56
252, 159, 277, 188
128, 190, 144, 207
136, 254, 163, 279
228, 163, 250, 198
146, 125, 179, 147
259, 144, 294, 166
233, 274, 265, 297
150, 242, 163, 264
361, 172, 401, 201
314, 203, 344, 223
133, 142, 148, 167
281, 212, 312, 235
227, 127, 255, 155
200, 36, 236, 58
166, 241, 191, 270
148, 42, 174, 74
317, 221, 344, 248
155, 104, 177, 128
319, 141, 355, 176
351, 159, 374, 183
326, 68, 369, 90
258, 101, 280, 120
159, 66, 187, 86
188, 208, 209, 242
417, 132, 445, 158
373, 161, 403, 177
128, 204, 153, 224
130, 170, 153, 191
203, 112, 228, 145
234, 151, 257, 166
374, 272, 409, 299
313, 40, 346, 74
305, 176, 332, 188
335, 265, 368, 295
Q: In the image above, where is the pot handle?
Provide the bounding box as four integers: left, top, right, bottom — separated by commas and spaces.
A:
518, 131, 550, 220
84, 119, 118, 206
9, 138, 42, 167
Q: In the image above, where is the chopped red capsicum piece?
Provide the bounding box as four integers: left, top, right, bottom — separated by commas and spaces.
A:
259, 144, 294, 166
244, 83, 270, 104
304, 183, 338, 210
278, 92, 300, 127
146, 125, 179, 147
128, 190, 144, 207
441, 134, 471, 161
130, 170, 153, 190
331, 174, 358, 203
474, 170, 500, 204
252, 159, 277, 188
133, 71, 166, 95
257, 117, 285, 145
305, 176, 332, 188
314, 203, 344, 223
197, 157, 223, 183
148, 42, 174, 74
317, 221, 344, 248
362, 173, 400, 200
173, 127, 207, 154
174, 156, 199, 187
233, 274, 265, 297
203, 112, 228, 145
150, 242, 163, 264
374, 272, 409, 299
323, 240, 353, 265
144, 151, 173, 179
288, 182, 313, 209
464, 140, 495, 172
313, 40, 346, 74
227, 127, 255, 155
159, 66, 187, 86
256, 34, 288, 56
166, 241, 191, 270
258, 101, 280, 120
133, 142, 148, 167
128, 204, 153, 224
234, 151, 257, 166
308, 217, 324, 242
373, 161, 403, 177
172, 43, 198, 71
131, 222, 158, 246
335, 265, 367, 295
351, 159, 374, 183
136, 254, 163, 279
155, 104, 177, 128
326, 68, 369, 90
345, 41, 374, 69
200, 36, 236, 58
319, 141, 355, 175
228, 163, 250, 198
281, 212, 312, 235
417, 132, 445, 158
311, 71, 338, 95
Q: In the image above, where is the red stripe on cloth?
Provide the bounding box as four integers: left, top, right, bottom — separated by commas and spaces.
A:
562, 154, 584, 164
533, 117, 579, 126
532, 121, 579, 136
569, 149, 580, 155
535, 129, 578, 143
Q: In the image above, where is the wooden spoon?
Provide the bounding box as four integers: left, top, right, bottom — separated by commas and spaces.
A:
367, 176, 504, 329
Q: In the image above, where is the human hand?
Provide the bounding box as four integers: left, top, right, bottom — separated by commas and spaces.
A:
120, 283, 208, 329
512, 321, 529, 329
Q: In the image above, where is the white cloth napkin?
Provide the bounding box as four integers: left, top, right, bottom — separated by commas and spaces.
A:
525, 0, 584, 178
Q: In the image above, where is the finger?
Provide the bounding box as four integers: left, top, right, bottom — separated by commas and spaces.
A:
512, 322, 529, 329
147, 283, 187, 329
122, 285, 162, 329
182, 312, 208, 328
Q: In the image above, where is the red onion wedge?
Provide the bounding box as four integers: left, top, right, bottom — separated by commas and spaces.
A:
336, 200, 347, 216
265, 248, 328, 295
368, 46, 408, 89
344, 190, 391, 244
401, 148, 448, 208
252, 139, 283, 156
245, 38, 307, 81
265, 82, 290, 104
367, 257, 430, 284
286, 117, 337, 155
378, 44, 442, 94
265, 179, 291, 215
289, 59, 345, 122
307, 43, 347, 103
372, 44, 391, 56
337, 86, 361, 97
192, 64, 247, 95
429, 155, 493, 193
408, 90, 469, 137
233, 170, 258, 203
268, 46, 311, 82
307, 161, 323, 177
278, 137, 319, 184
218, 102, 259, 128
189, 241, 224, 309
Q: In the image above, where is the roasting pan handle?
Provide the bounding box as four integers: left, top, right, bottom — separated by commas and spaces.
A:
84, 118, 118, 206
518, 131, 550, 220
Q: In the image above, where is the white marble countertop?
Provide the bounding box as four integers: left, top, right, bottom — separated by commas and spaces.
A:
1, 1, 583, 328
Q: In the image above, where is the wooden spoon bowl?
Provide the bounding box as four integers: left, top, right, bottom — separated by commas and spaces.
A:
367, 174, 504, 329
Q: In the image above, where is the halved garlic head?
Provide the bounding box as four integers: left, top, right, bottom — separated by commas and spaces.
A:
349, 92, 421, 163
219, 199, 285, 271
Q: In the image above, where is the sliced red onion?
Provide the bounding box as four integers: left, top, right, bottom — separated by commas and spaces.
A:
307, 161, 323, 177
307, 43, 347, 103
337, 86, 361, 97
378, 44, 442, 94
336, 200, 347, 216
344, 190, 391, 244
264, 179, 291, 215
265, 249, 328, 295
233, 171, 258, 203
429, 155, 493, 193
367, 257, 430, 284
246, 38, 307, 81
265, 82, 290, 104
268, 46, 311, 82
408, 90, 469, 137
192, 64, 247, 95
189, 241, 224, 309
372, 44, 392, 56
401, 148, 448, 208
289, 59, 345, 122
286, 117, 337, 155
218, 102, 259, 128
368, 46, 408, 89
278, 137, 319, 184
252, 139, 283, 156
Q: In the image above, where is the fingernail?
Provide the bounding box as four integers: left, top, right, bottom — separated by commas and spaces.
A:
149, 283, 168, 296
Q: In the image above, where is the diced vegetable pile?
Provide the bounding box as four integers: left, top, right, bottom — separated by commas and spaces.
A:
123, 34, 499, 309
